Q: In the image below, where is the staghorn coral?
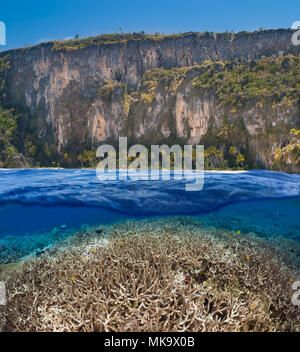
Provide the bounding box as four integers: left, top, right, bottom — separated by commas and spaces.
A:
0, 216, 299, 332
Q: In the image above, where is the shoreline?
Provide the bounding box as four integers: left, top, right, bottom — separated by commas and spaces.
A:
0, 167, 292, 174
0, 167, 299, 176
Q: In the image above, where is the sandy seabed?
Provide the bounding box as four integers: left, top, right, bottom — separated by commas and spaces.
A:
0, 216, 299, 332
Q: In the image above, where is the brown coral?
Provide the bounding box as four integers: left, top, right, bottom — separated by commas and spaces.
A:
0, 217, 299, 332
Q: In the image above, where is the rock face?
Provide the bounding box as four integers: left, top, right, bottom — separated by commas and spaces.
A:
0, 29, 299, 169
6, 153, 31, 168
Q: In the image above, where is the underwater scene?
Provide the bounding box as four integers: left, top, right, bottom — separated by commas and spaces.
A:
0, 169, 300, 256
0, 169, 299, 332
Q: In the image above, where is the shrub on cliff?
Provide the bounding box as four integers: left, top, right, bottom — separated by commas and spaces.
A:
192, 55, 300, 108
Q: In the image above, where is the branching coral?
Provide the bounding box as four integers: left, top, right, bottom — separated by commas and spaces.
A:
0, 217, 299, 332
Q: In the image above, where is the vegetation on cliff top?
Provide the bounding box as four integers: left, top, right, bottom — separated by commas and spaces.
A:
50, 31, 229, 51
47, 28, 287, 52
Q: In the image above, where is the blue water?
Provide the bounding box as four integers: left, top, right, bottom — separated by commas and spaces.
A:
0, 169, 299, 263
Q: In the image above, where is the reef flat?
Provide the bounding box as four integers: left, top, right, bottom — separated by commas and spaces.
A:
0, 216, 299, 332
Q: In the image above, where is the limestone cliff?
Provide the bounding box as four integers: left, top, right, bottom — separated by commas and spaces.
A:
0, 29, 299, 170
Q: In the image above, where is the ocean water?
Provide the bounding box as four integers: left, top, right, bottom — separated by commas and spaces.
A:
0, 169, 299, 263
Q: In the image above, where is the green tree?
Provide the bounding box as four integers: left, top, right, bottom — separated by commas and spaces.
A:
229, 146, 237, 155
235, 153, 245, 167
77, 150, 97, 168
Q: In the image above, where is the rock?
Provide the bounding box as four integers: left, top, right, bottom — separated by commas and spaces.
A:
0, 29, 299, 169
6, 154, 30, 169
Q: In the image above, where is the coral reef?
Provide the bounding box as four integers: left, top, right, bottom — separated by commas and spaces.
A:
0, 226, 79, 264
0, 217, 299, 332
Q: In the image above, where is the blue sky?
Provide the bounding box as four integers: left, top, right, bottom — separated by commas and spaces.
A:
1, 0, 300, 50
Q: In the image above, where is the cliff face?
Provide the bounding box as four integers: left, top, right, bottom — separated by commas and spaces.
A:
0, 29, 299, 170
